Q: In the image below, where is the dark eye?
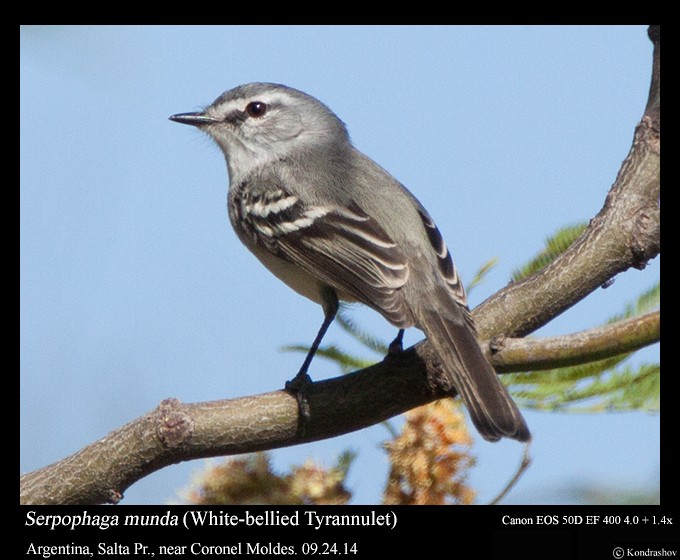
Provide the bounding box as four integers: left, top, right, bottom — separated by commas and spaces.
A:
245, 101, 268, 118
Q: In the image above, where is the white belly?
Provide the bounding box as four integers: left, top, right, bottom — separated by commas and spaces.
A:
247, 243, 357, 305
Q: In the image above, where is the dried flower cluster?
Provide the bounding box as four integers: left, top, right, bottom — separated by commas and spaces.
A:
185, 453, 350, 505
383, 401, 476, 505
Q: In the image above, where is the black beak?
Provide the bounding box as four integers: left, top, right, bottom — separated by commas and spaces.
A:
169, 112, 219, 127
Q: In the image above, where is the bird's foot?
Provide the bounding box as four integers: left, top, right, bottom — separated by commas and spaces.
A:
285, 370, 314, 426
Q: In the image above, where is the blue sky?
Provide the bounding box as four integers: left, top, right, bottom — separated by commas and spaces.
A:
20, 25, 659, 504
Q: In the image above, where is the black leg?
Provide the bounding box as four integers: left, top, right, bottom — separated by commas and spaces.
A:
286, 309, 337, 389
286, 288, 339, 420
387, 328, 405, 356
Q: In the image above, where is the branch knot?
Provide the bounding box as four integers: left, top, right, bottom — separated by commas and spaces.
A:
156, 398, 195, 448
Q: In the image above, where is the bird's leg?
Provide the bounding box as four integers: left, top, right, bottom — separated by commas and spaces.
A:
387, 328, 405, 356
286, 288, 339, 420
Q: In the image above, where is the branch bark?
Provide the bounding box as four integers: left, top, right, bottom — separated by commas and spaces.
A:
490, 311, 660, 372
20, 26, 660, 505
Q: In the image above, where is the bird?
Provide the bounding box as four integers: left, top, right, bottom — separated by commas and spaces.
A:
170, 82, 530, 442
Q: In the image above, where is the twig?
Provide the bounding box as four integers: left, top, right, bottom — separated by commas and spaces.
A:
488, 442, 533, 505
488, 311, 659, 372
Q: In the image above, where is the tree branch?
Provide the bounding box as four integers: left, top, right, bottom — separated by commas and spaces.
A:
473, 25, 660, 340
20, 346, 446, 504
489, 310, 660, 372
20, 26, 660, 505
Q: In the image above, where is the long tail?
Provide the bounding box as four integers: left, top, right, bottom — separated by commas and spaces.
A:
417, 305, 531, 442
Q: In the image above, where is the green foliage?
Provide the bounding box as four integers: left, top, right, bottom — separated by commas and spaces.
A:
507, 281, 659, 412
607, 283, 660, 324
281, 341, 374, 373
336, 449, 358, 477
510, 361, 659, 413
511, 223, 587, 282
466, 257, 499, 295
337, 306, 390, 356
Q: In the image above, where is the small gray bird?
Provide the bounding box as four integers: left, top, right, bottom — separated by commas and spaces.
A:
170, 82, 530, 442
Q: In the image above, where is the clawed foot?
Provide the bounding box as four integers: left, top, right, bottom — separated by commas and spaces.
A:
285, 370, 314, 426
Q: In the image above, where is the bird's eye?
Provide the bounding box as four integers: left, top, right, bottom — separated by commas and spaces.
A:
245, 101, 268, 118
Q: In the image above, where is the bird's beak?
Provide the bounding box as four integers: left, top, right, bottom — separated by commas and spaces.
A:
169, 112, 219, 127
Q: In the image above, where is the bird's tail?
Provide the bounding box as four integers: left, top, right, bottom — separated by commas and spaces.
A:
417, 304, 531, 442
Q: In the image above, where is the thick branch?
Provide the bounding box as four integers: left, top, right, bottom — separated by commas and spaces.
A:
20, 27, 660, 505
20, 346, 445, 505
473, 25, 660, 339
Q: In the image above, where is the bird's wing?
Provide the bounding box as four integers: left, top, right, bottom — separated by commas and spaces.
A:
230, 183, 412, 326
413, 205, 468, 309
